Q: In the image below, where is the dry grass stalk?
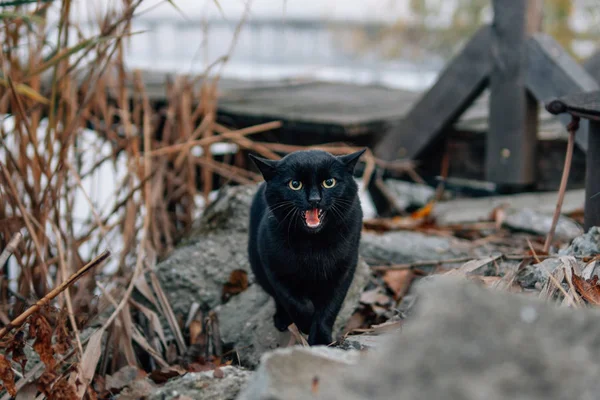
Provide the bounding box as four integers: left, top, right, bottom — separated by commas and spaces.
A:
0, 250, 110, 340
543, 116, 580, 252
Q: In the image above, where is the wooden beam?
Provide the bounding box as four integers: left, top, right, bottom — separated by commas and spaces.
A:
526, 34, 599, 151
486, 0, 539, 186
585, 120, 600, 230
374, 26, 492, 161
584, 51, 600, 84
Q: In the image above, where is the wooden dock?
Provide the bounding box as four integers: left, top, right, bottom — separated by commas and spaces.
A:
125, 69, 589, 192
131, 70, 569, 143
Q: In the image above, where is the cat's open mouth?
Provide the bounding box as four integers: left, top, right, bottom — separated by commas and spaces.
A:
302, 208, 323, 229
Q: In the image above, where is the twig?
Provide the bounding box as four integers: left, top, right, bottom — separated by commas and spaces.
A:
0, 250, 111, 340
0, 232, 22, 267
371, 257, 474, 272
544, 116, 579, 253
371, 253, 589, 272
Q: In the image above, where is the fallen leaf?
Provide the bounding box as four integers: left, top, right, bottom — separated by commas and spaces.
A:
213, 366, 224, 379
0, 354, 16, 397
360, 289, 392, 306
47, 378, 78, 400
54, 309, 72, 355
383, 270, 414, 300
410, 200, 434, 219
8, 329, 27, 373
28, 314, 55, 368
148, 366, 186, 384
189, 320, 204, 345
221, 269, 249, 302
37, 370, 57, 397
105, 366, 147, 393
572, 268, 600, 305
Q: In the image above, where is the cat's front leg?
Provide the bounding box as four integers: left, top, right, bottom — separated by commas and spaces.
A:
307, 312, 333, 345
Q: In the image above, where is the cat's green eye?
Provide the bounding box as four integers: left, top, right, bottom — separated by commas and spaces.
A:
322, 178, 336, 188
288, 180, 303, 190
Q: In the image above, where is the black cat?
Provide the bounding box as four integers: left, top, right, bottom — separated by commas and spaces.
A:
247, 149, 365, 345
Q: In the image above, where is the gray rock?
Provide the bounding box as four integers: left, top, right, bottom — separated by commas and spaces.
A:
516, 258, 565, 289
217, 258, 371, 367
148, 366, 251, 400
503, 208, 582, 241
433, 189, 585, 226
237, 346, 361, 400
360, 231, 470, 265
316, 276, 600, 400
154, 185, 258, 317
192, 184, 258, 236
154, 231, 253, 315
383, 180, 436, 210
562, 226, 600, 257
338, 334, 388, 351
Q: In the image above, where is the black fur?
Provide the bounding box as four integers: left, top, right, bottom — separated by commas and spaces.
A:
247, 149, 365, 345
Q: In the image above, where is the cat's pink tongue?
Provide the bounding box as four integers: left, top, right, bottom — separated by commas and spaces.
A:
305, 209, 320, 226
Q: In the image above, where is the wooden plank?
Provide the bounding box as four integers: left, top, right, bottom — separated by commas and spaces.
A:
545, 91, 600, 117
585, 120, 600, 230
486, 0, 538, 186
525, 33, 600, 152
374, 26, 492, 161
584, 51, 600, 84
217, 81, 421, 128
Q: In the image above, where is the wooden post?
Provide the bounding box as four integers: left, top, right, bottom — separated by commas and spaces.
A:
585, 120, 600, 230
584, 51, 600, 84
486, 0, 540, 187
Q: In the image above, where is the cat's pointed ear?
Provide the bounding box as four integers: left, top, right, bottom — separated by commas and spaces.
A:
338, 148, 366, 173
249, 153, 278, 180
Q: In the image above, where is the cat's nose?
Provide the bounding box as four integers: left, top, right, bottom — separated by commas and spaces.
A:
308, 191, 321, 208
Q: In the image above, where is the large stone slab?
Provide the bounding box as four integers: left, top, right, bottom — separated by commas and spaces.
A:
237, 346, 361, 400
359, 230, 472, 265
315, 276, 600, 400
433, 189, 584, 226
148, 366, 250, 400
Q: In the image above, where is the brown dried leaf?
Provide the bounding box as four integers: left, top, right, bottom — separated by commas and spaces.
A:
29, 314, 55, 368
8, 329, 27, 373
148, 366, 185, 384
48, 378, 78, 400
383, 270, 414, 301
37, 370, 57, 397
221, 269, 248, 302
189, 320, 204, 345
0, 354, 16, 397
54, 309, 72, 355
213, 366, 224, 379
105, 366, 147, 393
572, 269, 600, 305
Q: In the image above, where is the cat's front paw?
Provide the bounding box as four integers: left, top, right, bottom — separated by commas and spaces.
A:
273, 310, 291, 332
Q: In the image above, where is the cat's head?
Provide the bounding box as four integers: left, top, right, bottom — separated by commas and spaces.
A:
249, 149, 365, 233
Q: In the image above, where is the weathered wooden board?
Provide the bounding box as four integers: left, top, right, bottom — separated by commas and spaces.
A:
546, 91, 600, 118
586, 121, 600, 229
584, 51, 600, 84
373, 26, 493, 161
217, 81, 421, 132
487, 0, 537, 186
526, 33, 600, 151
